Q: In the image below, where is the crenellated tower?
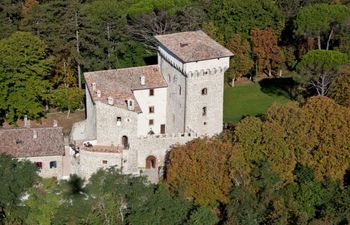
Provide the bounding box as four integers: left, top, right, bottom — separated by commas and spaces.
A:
155, 30, 233, 136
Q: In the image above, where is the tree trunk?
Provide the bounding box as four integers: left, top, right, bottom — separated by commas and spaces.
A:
107, 23, 111, 69
231, 77, 235, 87
67, 108, 71, 119
279, 69, 282, 77
326, 28, 334, 51
317, 33, 321, 50
320, 75, 326, 96
75, 11, 81, 89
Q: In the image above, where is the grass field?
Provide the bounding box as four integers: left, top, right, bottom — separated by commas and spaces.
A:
224, 81, 292, 122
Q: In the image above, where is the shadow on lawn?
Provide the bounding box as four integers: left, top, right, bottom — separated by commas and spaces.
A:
258, 77, 296, 99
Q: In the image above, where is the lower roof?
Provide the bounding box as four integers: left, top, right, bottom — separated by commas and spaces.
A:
0, 127, 65, 158
84, 65, 167, 113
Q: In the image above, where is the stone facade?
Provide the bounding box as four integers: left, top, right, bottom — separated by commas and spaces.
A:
20, 155, 64, 179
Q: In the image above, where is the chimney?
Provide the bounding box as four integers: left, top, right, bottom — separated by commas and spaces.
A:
140, 75, 145, 86
107, 96, 114, 105
53, 120, 58, 127
92, 82, 96, 91
24, 115, 30, 128
33, 130, 37, 139
96, 90, 101, 98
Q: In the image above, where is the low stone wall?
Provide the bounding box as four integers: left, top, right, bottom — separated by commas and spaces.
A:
78, 149, 125, 179
132, 134, 196, 171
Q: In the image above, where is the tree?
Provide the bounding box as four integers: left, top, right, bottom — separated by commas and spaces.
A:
25, 179, 61, 225
20, 0, 83, 88
0, 32, 53, 124
0, 0, 22, 39
166, 138, 234, 206
208, 0, 284, 39
226, 34, 253, 86
294, 3, 350, 50
295, 50, 349, 96
80, 0, 141, 70
224, 162, 285, 225
51, 86, 83, 118
264, 97, 350, 182
251, 28, 284, 77
127, 1, 205, 51
0, 154, 38, 224
328, 65, 350, 107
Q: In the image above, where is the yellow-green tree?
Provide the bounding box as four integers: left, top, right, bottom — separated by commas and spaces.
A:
328, 65, 350, 107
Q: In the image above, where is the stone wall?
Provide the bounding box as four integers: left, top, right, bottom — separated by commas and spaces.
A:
159, 51, 186, 134
185, 70, 225, 136
134, 133, 196, 170
95, 102, 138, 146
78, 149, 125, 179
20, 155, 64, 179
85, 88, 96, 140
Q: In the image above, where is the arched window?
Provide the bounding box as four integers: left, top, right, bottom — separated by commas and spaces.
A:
122, 136, 129, 149
201, 88, 208, 95
202, 107, 207, 116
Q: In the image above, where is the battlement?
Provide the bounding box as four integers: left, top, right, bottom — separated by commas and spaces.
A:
138, 131, 197, 140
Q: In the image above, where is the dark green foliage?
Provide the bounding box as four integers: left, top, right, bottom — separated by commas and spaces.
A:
20, 0, 81, 69
0, 0, 22, 39
225, 162, 350, 225
294, 3, 350, 50
208, 0, 284, 39
0, 154, 38, 224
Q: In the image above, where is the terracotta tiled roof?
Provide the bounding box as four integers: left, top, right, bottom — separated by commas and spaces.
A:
81, 145, 123, 153
0, 127, 65, 157
84, 65, 167, 113
155, 30, 234, 62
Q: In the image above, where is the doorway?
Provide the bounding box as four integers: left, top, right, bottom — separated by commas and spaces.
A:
146, 155, 157, 169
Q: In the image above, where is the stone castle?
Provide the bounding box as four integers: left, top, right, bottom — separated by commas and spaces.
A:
70, 30, 233, 179
0, 30, 233, 181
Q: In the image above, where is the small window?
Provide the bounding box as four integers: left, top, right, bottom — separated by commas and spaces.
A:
204, 122, 207, 125
179, 85, 182, 95
102, 160, 108, 164
149, 106, 155, 113
149, 89, 154, 96
117, 117, 122, 126
36, 162, 43, 169
202, 107, 207, 116
149, 119, 154, 125
49, 161, 57, 169
129, 100, 133, 106
201, 88, 208, 95
168, 74, 171, 83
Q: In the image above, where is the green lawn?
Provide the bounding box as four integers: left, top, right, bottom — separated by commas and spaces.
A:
224, 82, 291, 122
